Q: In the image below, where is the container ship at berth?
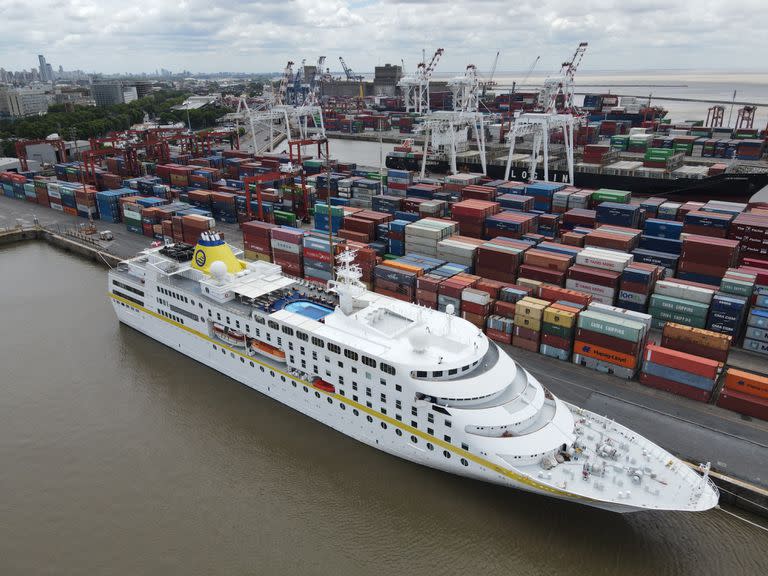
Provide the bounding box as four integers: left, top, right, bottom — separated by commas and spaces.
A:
109, 231, 719, 513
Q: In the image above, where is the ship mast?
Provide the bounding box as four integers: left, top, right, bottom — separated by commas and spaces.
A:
327, 250, 366, 315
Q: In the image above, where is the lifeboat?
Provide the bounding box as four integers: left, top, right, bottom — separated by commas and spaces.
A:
212, 323, 247, 348
312, 378, 335, 393
249, 339, 287, 362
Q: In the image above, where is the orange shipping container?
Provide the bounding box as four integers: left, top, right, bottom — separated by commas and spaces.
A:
723, 368, 768, 400
661, 322, 731, 352
573, 340, 638, 369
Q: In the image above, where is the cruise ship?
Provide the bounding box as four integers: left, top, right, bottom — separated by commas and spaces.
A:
108, 232, 719, 513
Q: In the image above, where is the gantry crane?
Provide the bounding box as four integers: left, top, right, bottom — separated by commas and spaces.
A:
276, 61, 294, 106
541, 42, 588, 114
481, 50, 500, 97
398, 48, 445, 114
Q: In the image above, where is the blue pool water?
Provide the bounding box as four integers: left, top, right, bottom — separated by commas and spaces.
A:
283, 300, 333, 320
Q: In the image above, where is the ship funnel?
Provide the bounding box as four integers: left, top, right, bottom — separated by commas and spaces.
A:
191, 231, 246, 276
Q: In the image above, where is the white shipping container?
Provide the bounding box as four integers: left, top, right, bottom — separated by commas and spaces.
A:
654, 280, 714, 304
576, 249, 633, 271
270, 239, 302, 254
587, 302, 653, 333
462, 288, 491, 305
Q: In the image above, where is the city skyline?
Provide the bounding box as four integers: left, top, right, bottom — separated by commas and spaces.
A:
0, 0, 767, 76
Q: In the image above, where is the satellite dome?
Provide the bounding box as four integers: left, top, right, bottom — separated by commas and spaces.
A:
408, 323, 430, 353
210, 260, 228, 282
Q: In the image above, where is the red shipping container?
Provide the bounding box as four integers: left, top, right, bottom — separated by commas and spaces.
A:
512, 335, 540, 352
716, 389, 768, 421
513, 326, 539, 341
541, 332, 571, 350
518, 264, 565, 285
576, 328, 641, 356
567, 264, 621, 287
486, 328, 512, 344
539, 285, 592, 307
494, 301, 517, 318
643, 345, 721, 379
660, 335, 729, 364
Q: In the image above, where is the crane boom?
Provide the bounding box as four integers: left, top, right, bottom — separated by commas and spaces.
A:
339, 56, 363, 81
424, 48, 444, 79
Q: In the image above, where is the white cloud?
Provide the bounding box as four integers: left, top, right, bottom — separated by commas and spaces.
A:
0, 0, 766, 73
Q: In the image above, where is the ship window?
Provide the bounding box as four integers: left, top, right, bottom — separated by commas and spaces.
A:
381, 408, 387, 415
395, 400, 401, 410
277, 337, 282, 346
249, 362, 254, 367
292, 382, 297, 388
448, 368, 457, 375
380, 393, 386, 402
380, 378, 386, 386
256, 329, 261, 337
217, 313, 221, 320
433, 371, 443, 378
270, 370, 275, 376
235, 320, 240, 328
288, 342, 293, 350
416, 371, 427, 378
443, 451, 451, 459
260, 366, 264, 372
344, 349, 358, 361
353, 395, 358, 402
395, 384, 402, 392
205, 287, 210, 293
367, 415, 373, 423
461, 443, 469, 451
362, 356, 376, 368
338, 376, 344, 385
444, 435, 451, 443
351, 366, 357, 374
411, 421, 418, 428
410, 436, 417, 444
282, 326, 293, 336
328, 343, 341, 354
327, 397, 332, 404
268, 320, 279, 330
427, 427, 433, 435
461, 458, 468, 466
325, 370, 331, 377
226, 316, 230, 324
240, 357, 244, 363
339, 389, 345, 396
297, 331, 308, 341
461, 365, 469, 372
353, 409, 359, 416
266, 334, 271, 342
310, 351, 316, 359
246, 325, 250, 333
315, 392, 321, 398
208, 310, 211, 317
396, 414, 402, 422
427, 413, 434, 423
365, 372, 371, 380
311, 337, 324, 348
432, 406, 450, 415
380, 422, 387, 429
303, 386, 308, 392
281, 375, 286, 382
396, 429, 402, 436
255, 316, 265, 325
313, 365, 318, 373
352, 383, 358, 391
365, 388, 371, 397
381, 363, 395, 375
427, 443, 434, 451
445, 420, 452, 428
337, 361, 343, 368
340, 403, 346, 410
366, 401, 372, 408
301, 360, 306, 368
411, 407, 418, 416
213, 345, 217, 350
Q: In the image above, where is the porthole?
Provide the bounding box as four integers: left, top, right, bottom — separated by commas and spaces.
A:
240, 357, 244, 363
260, 366, 265, 372
270, 371, 275, 377
427, 443, 434, 451
303, 386, 308, 392
249, 362, 254, 367
460, 458, 468, 466
353, 409, 359, 416
340, 403, 346, 410
395, 429, 402, 436
410, 435, 417, 443
292, 382, 297, 388
280, 376, 285, 382
327, 397, 333, 404
443, 450, 451, 459
315, 392, 321, 399
366, 415, 373, 423
380, 422, 387, 429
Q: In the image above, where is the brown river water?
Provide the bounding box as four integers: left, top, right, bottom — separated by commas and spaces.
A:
1, 242, 766, 576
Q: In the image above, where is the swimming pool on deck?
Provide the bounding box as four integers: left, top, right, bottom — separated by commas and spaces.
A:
283, 300, 334, 320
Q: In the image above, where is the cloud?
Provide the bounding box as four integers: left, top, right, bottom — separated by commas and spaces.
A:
0, 0, 765, 74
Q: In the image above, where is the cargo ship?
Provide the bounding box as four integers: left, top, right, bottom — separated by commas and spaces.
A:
109, 231, 719, 513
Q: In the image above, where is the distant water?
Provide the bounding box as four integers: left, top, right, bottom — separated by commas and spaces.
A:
1, 241, 767, 576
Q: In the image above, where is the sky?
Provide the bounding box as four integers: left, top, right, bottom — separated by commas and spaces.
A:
1, 0, 767, 75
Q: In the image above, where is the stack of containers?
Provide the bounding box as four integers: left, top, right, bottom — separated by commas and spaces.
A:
241, 221, 278, 261
567, 247, 631, 305
584, 225, 641, 252
617, 262, 663, 312
210, 192, 238, 223
498, 193, 535, 212
438, 274, 480, 315
347, 242, 379, 288
372, 195, 404, 214
562, 208, 597, 231
540, 303, 580, 361
313, 203, 345, 233
729, 212, 768, 263
519, 248, 574, 287
271, 227, 305, 278
461, 185, 496, 201
406, 183, 442, 199
551, 188, 576, 213
683, 210, 734, 238
443, 173, 483, 198
461, 287, 492, 329
484, 211, 539, 240
591, 188, 631, 205
633, 218, 683, 276
573, 304, 651, 379
706, 289, 749, 340
648, 279, 714, 329
717, 368, 768, 420
374, 260, 420, 302
640, 344, 723, 402
678, 235, 740, 285
742, 261, 768, 356
521, 181, 567, 211
451, 200, 500, 238
640, 197, 666, 218
387, 220, 409, 256
303, 234, 341, 284
350, 179, 381, 208
595, 202, 642, 228
122, 199, 143, 233
475, 238, 530, 283
486, 315, 514, 344
513, 297, 549, 352
404, 218, 459, 257
436, 236, 483, 270
661, 323, 731, 364
656, 202, 681, 220
181, 214, 216, 245
416, 274, 443, 309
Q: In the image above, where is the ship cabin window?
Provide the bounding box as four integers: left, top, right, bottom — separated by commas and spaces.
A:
288, 342, 293, 351
344, 349, 358, 361
411, 421, 418, 429
205, 287, 210, 293
353, 395, 358, 402
351, 366, 357, 374
445, 420, 452, 428
427, 427, 433, 435
311, 337, 324, 348
301, 360, 306, 368
461, 365, 469, 372
411, 407, 418, 416
381, 363, 396, 375
325, 370, 331, 378
411, 436, 418, 444
427, 443, 434, 451
443, 451, 451, 459
337, 361, 343, 368
365, 388, 371, 397
235, 320, 240, 328
255, 316, 265, 325
313, 365, 318, 373
432, 406, 450, 416
289, 355, 294, 363
245, 325, 250, 333
362, 356, 376, 368
328, 343, 341, 354
396, 429, 402, 436
380, 393, 386, 403
208, 310, 212, 317
365, 372, 371, 380
366, 401, 372, 408
461, 443, 469, 451
297, 331, 308, 341
427, 413, 434, 423
352, 383, 358, 391
325, 356, 330, 363
282, 326, 293, 336
395, 384, 402, 392
277, 337, 282, 346
416, 371, 427, 378
216, 313, 221, 320
395, 400, 401, 410
338, 376, 344, 385
448, 368, 457, 376
433, 371, 443, 378
266, 333, 271, 342
268, 320, 279, 330
396, 414, 402, 422
226, 316, 230, 324
380, 378, 386, 386
444, 435, 451, 443
256, 329, 261, 337
311, 351, 316, 359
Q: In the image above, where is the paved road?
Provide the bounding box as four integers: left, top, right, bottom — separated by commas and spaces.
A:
3, 193, 767, 488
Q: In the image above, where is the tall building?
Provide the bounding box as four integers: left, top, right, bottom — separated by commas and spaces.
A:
0, 86, 49, 117
91, 80, 153, 106
38, 55, 50, 82
374, 64, 403, 96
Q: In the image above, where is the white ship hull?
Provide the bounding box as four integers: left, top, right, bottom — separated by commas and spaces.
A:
112, 296, 670, 513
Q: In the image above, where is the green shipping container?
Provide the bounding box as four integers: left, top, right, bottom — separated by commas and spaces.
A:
274, 210, 297, 226
720, 278, 754, 297
648, 308, 707, 328
648, 294, 709, 318
592, 188, 632, 203
542, 323, 574, 339
577, 311, 645, 342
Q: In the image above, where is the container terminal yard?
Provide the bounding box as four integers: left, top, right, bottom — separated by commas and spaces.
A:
3, 44, 768, 521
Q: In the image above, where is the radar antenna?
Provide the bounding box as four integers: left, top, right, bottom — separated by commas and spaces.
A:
327, 249, 366, 315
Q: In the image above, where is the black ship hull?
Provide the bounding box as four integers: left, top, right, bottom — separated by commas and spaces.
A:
385, 156, 768, 203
